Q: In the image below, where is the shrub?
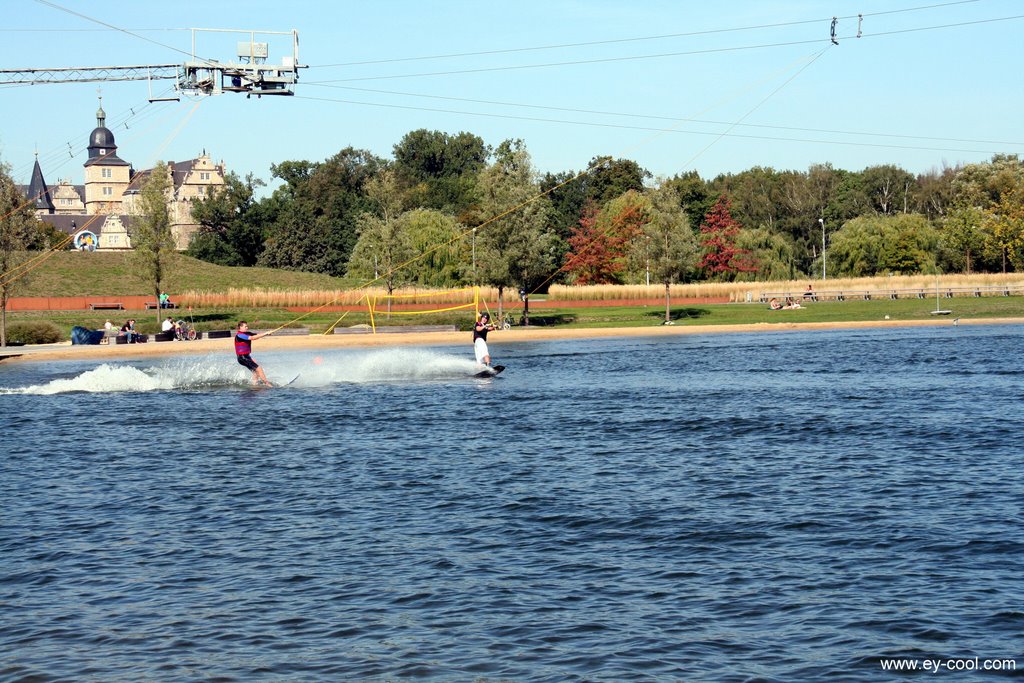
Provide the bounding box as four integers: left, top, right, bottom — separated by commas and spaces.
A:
4, 321, 64, 345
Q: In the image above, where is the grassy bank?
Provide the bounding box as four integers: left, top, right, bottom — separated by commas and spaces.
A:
9, 296, 1024, 339
5, 251, 1024, 340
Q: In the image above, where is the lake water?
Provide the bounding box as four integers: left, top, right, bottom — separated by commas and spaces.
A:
1, 325, 1022, 681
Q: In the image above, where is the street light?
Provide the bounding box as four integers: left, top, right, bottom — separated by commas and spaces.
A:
472, 227, 477, 281
818, 218, 826, 281
645, 235, 651, 287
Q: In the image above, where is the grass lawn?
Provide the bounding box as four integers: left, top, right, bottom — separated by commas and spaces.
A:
13, 251, 349, 297
535, 297, 1024, 328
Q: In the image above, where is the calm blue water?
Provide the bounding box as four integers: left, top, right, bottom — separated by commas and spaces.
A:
1, 325, 1022, 682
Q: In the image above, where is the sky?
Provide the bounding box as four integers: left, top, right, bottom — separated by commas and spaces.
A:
1, 0, 1022, 197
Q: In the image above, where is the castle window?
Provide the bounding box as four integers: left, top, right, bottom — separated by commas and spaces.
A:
102, 187, 113, 196
101, 168, 112, 178
200, 172, 210, 180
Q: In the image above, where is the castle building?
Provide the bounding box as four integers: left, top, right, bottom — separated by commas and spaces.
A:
21, 98, 227, 250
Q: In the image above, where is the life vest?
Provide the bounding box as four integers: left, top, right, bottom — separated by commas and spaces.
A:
234, 333, 252, 355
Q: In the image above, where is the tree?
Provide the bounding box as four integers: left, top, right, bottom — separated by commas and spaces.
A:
259, 148, 384, 276
0, 157, 39, 346
130, 163, 177, 326
346, 169, 416, 311
187, 172, 267, 266
825, 214, 939, 277
582, 156, 650, 206
828, 171, 872, 224
632, 184, 698, 322
565, 190, 650, 285
941, 205, 988, 273
540, 169, 588, 242
913, 164, 958, 221
985, 187, 1024, 272
392, 129, 488, 217
402, 208, 466, 287
710, 166, 786, 234
665, 170, 713, 230
951, 154, 1024, 209
564, 202, 619, 285
347, 224, 416, 313
781, 164, 843, 274
698, 195, 756, 281
474, 139, 559, 316
734, 228, 798, 281
860, 164, 916, 215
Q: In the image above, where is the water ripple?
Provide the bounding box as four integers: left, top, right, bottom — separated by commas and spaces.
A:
2, 330, 1023, 680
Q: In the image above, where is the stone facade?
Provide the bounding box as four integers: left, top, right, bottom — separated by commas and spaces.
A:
23, 97, 226, 251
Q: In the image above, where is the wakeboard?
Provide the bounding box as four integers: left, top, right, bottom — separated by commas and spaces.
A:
472, 364, 505, 378
282, 373, 301, 386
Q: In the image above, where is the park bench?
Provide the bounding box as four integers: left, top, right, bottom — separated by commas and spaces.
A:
89, 302, 124, 310
145, 301, 177, 310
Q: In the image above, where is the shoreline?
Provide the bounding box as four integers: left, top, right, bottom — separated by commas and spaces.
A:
2, 317, 1020, 364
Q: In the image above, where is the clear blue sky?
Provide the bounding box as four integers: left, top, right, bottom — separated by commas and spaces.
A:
2, 0, 1022, 196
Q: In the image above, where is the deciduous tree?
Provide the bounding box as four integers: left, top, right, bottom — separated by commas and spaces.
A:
187, 172, 267, 266
698, 196, 755, 280
393, 129, 488, 217
474, 140, 558, 313
130, 162, 176, 326
259, 148, 384, 276
0, 157, 38, 346
632, 184, 698, 322
826, 214, 939, 276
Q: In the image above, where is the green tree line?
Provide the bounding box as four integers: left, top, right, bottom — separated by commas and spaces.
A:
183, 129, 1024, 288
5, 132, 1024, 311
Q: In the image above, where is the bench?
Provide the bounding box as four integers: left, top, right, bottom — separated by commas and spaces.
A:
145, 301, 177, 310
89, 302, 124, 310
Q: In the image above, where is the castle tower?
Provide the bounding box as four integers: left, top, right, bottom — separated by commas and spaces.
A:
83, 95, 132, 215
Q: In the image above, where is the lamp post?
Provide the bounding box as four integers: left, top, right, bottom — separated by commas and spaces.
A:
472, 227, 477, 282
818, 218, 826, 281
645, 235, 650, 287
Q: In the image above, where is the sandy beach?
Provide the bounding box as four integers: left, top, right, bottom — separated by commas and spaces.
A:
3, 317, 1020, 364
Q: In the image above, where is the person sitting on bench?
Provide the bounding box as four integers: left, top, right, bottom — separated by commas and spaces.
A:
120, 319, 140, 343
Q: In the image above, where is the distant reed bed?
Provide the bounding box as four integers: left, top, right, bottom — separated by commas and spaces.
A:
178, 275, 1024, 308
548, 283, 742, 301
551, 274, 1024, 303
178, 286, 505, 308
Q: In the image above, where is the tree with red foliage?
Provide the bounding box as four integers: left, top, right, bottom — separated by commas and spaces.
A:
564, 191, 650, 284
698, 195, 757, 280
564, 202, 618, 284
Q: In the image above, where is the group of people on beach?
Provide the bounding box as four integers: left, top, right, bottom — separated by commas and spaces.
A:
769, 284, 817, 311
106, 319, 142, 343
769, 297, 803, 310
